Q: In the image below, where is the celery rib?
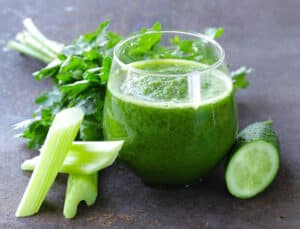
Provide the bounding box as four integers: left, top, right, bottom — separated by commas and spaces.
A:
16, 108, 84, 217
63, 173, 98, 219
21, 141, 124, 174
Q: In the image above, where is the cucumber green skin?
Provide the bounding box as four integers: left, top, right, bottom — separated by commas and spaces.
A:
233, 120, 280, 152
226, 120, 280, 199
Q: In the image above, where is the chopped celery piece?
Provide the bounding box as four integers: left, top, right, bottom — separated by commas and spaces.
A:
63, 173, 98, 219
21, 141, 124, 174
21, 140, 123, 218
16, 108, 84, 217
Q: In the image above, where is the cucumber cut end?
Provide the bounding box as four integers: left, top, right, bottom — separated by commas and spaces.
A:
226, 140, 279, 199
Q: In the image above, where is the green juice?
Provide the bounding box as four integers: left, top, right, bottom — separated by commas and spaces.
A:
103, 59, 237, 185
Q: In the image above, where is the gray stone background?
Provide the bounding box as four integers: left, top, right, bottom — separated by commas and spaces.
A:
0, 0, 299, 228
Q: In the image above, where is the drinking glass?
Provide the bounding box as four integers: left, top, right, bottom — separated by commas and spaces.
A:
103, 31, 237, 185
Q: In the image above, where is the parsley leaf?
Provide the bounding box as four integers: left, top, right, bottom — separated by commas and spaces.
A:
11, 22, 252, 150
204, 27, 224, 39
231, 67, 253, 91
15, 21, 121, 149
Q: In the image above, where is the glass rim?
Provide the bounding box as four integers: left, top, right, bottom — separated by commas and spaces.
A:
113, 30, 226, 77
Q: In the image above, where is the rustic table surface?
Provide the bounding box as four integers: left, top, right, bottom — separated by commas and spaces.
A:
1, 0, 299, 228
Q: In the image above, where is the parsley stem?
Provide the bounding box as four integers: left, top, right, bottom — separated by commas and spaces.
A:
16, 32, 56, 60
7, 18, 64, 64
23, 18, 62, 55
7, 41, 52, 63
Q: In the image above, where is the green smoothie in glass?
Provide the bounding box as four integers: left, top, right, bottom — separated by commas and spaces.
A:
103, 31, 238, 185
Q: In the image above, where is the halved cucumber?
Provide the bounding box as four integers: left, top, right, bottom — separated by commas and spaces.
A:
225, 120, 280, 199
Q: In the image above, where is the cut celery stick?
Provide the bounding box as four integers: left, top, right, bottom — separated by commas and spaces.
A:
16, 108, 84, 217
63, 173, 98, 219
21, 141, 124, 174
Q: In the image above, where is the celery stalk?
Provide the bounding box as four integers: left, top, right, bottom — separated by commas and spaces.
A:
21, 141, 124, 174
16, 108, 84, 217
63, 173, 98, 219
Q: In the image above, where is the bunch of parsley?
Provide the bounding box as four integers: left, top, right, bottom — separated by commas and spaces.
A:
8, 19, 252, 150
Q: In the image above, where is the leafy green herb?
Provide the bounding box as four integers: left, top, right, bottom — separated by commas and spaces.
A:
231, 67, 253, 91
9, 19, 252, 150
12, 21, 122, 149
204, 27, 224, 39
121, 24, 222, 65
127, 22, 162, 56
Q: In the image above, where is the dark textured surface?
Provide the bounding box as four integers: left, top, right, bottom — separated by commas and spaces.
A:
1, 0, 299, 228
